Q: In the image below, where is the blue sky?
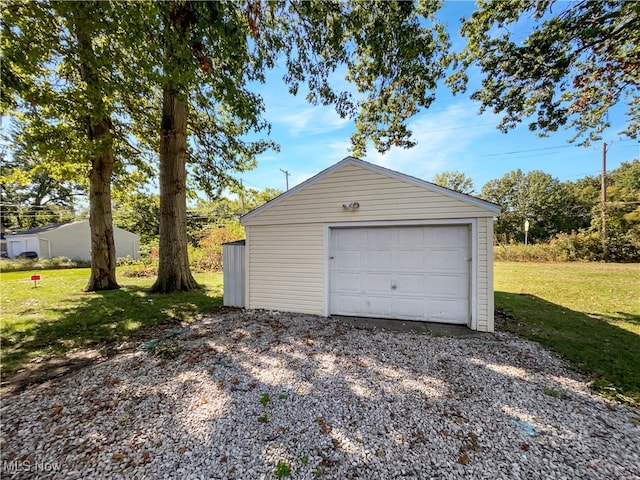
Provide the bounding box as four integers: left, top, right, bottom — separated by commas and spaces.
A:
237, 1, 638, 196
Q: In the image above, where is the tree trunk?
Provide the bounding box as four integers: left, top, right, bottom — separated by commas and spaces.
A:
85, 119, 119, 291
151, 84, 200, 293
68, 5, 120, 292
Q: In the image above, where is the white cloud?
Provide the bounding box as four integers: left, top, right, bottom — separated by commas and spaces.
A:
363, 103, 499, 181
272, 105, 351, 137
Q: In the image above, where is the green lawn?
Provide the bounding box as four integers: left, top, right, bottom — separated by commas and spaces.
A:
2, 264, 639, 405
0, 269, 223, 375
495, 262, 640, 405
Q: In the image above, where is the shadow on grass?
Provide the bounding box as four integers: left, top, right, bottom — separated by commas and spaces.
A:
600, 311, 640, 326
1, 284, 223, 384
495, 291, 640, 405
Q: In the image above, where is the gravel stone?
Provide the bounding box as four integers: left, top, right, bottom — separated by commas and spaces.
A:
1, 310, 639, 479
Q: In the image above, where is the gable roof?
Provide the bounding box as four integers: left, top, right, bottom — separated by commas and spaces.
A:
241, 156, 500, 223
9, 220, 138, 238
9, 222, 73, 236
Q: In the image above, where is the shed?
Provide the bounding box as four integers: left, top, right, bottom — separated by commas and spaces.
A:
240, 157, 500, 332
223, 240, 246, 308
6, 220, 140, 261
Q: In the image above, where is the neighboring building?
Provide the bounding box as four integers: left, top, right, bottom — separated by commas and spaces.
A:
234, 156, 500, 332
5, 220, 140, 261
0, 225, 6, 256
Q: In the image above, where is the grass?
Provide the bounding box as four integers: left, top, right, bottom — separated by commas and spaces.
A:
495, 262, 640, 405
0, 268, 223, 376
2, 263, 639, 406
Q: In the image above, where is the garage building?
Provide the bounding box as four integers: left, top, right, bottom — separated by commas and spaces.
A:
239, 157, 500, 332
6, 220, 140, 261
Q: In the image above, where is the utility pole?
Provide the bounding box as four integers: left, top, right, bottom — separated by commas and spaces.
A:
280, 168, 290, 191
601, 142, 608, 260
239, 179, 246, 216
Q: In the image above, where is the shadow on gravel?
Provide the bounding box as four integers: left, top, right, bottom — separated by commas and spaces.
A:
0, 285, 222, 397
495, 292, 640, 404
2, 310, 639, 479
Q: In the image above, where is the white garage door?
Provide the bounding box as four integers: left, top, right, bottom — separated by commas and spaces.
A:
329, 226, 470, 324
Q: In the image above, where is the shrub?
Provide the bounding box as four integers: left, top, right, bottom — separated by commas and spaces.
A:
120, 224, 245, 276
119, 246, 158, 277
0, 256, 88, 272
494, 230, 640, 262
191, 223, 244, 272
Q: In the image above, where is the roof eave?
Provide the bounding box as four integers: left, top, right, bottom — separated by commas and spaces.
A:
240, 156, 500, 223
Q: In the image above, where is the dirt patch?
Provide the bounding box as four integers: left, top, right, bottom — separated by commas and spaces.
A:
494, 309, 520, 330
0, 321, 189, 399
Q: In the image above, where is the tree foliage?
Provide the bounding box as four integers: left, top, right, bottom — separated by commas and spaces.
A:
0, 146, 83, 230
432, 171, 475, 195
1, 1, 156, 290
480, 169, 587, 242
589, 160, 640, 253
450, 0, 640, 145
263, 0, 451, 155
112, 193, 160, 247
133, 0, 454, 292
480, 160, 640, 260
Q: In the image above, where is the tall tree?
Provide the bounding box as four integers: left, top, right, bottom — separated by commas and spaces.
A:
432, 171, 475, 195
0, 146, 84, 230
1, 1, 153, 290
449, 0, 639, 145
143, 0, 452, 293
148, 1, 275, 292
481, 169, 582, 242
112, 192, 160, 246
65, 2, 119, 290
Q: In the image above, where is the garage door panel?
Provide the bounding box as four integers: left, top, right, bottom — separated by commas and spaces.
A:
332, 272, 362, 292
364, 295, 392, 316
397, 227, 424, 246
426, 298, 468, 322
366, 250, 391, 269
427, 275, 468, 297
393, 250, 424, 269
395, 274, 424, 294
330, 226, 469, 324
333, 250, 361, 268
392, 297, 425, 318
366, 273, 392, 293
430, 226, 466, 246
366, 229, 392, 249
333, 229, 362, 249
430, 249, 464, 271
334, 294, 364, 314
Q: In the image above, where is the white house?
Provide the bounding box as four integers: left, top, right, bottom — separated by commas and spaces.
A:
6, 220, 140, 261
238, 157, 500, 332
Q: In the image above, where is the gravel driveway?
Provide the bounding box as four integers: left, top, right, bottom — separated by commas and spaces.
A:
1, 310, 638, 479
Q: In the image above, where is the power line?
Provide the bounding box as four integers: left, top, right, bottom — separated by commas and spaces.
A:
479, 139, 637, 159
481, 145, 574, 157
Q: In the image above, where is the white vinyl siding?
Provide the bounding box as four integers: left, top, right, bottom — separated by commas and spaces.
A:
43, 222, 93, 260
41, 222, 139, 261
480, 217, 495, 332
8, 221, 141, 261
242, 158, 498, 332
245, 224, 325, 315
243, 164, 493, 227
476, 218, 489, 331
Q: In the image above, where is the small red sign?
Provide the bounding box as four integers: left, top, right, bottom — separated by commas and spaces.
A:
31, 275, 41, 281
